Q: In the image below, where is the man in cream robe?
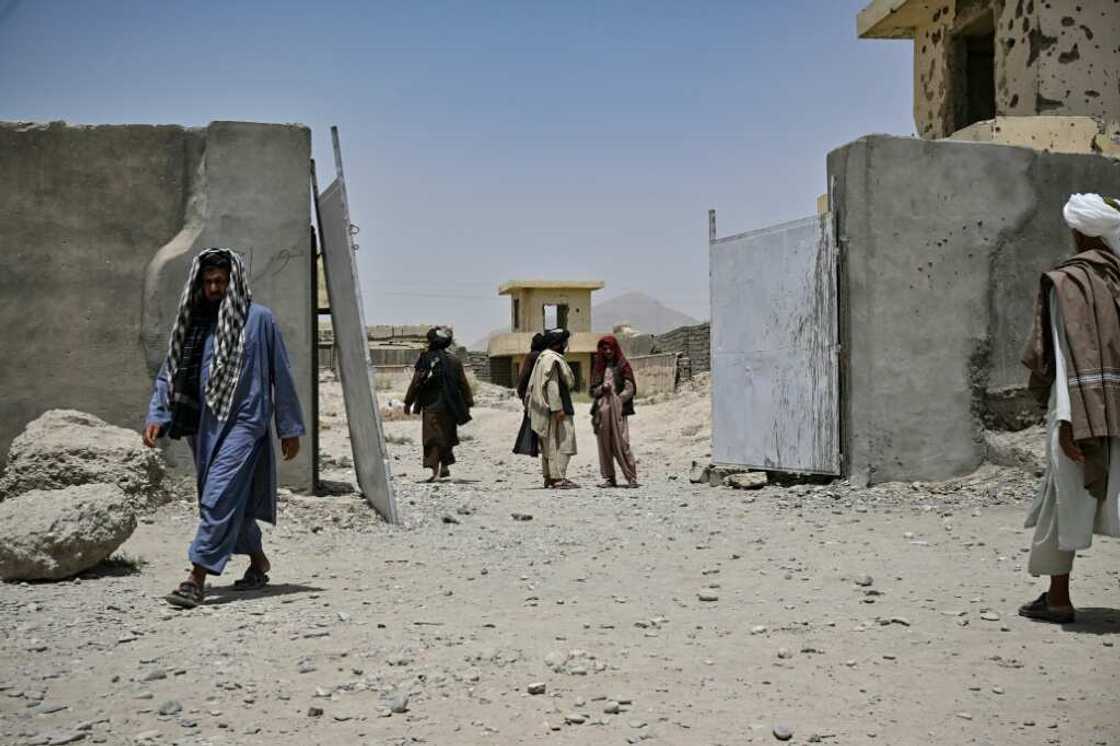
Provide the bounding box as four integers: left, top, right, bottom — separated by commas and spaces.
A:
1020, 193, 1120, 623
528, 329, 579, 489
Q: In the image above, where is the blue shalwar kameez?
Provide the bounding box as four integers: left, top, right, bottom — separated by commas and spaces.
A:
147, 304, 305, 575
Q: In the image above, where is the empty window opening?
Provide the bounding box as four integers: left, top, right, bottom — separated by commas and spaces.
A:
543, 304, 569, 330
512, 298, 520, 330
954, 12, 996, 131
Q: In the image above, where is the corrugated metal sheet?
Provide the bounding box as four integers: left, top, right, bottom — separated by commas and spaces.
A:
709, 214, 840, 474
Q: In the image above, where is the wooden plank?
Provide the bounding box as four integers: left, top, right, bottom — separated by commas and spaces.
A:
709, 214, 840, 474
312, 129, 398, 522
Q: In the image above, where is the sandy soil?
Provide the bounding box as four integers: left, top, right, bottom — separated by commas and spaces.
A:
1, 374, 1118, 746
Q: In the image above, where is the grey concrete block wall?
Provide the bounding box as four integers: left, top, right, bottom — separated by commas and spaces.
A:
828, 134, 1120, 484
465, 351, 491, 383
656, 322, 710, 376
0, 120, 314, 491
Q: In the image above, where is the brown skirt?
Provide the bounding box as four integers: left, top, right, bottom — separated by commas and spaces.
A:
421, 409, 459, 469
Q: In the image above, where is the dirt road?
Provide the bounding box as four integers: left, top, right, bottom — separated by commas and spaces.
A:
2, 377, 1117, 745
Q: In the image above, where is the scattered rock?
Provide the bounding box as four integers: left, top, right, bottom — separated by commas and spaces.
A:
773, 723, 794, 741
545, 651, 569, 671
386, 691, 410, 714
0, 484, 136, 581
604, 701, 621, 714
698, 592, 719, 602
157, 700, 182, 717
511, 512, 533, 521
854, 575, 874, 587
980, 611, 1001, 622
725, 472, 768, 490
307, 706, 324, 717
527, 682, 546, 695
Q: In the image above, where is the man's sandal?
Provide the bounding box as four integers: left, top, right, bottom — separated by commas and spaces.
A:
1018, 592, 1075, 624
233, 567, 270, 591
165, 581, 205, 609
552, 479, 580, 490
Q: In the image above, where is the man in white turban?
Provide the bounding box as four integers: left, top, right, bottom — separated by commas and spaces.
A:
1062, 192, 1120, 252
1020, 194, 1120, 623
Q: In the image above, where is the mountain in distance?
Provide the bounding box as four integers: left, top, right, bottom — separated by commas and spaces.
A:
592, 291, 699, 336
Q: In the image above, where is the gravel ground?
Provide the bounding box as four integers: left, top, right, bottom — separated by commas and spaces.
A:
1, 375, 1118, 745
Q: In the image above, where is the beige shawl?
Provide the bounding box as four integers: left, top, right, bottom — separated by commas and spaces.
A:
528, 349, 574, 438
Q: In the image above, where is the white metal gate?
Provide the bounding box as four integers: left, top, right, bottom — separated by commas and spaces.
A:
709, 213, 840, 474
313, 127, 399, 523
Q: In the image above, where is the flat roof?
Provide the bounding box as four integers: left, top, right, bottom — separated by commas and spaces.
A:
858, 0, 932, 39
498, 280, 605, 295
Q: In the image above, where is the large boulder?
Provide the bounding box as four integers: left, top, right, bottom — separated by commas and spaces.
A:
0, 410, 168, 509
0, 484, 136, 581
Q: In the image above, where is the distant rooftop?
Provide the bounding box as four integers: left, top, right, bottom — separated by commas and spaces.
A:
498, 280, 605, 295
858, 0, 932, 39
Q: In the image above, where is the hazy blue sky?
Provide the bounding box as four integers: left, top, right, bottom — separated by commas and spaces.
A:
0, 0, 914, 344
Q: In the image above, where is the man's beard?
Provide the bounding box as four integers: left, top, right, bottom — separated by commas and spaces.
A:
195, 296, 222, 319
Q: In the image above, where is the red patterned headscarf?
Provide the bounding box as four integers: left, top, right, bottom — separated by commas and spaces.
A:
592, 335, 634, 385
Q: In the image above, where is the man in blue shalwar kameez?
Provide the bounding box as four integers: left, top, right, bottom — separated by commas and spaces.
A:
143, 248, 305, 608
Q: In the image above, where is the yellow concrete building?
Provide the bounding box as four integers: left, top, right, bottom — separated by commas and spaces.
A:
487, 280, 605, 391
858, 0, 1119, 155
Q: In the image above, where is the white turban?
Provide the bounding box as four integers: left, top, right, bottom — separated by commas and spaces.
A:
1063, 193, 1120, 253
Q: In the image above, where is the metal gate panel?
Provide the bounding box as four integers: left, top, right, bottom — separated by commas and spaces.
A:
314, 127, 399, 523
710, 214, 840, 474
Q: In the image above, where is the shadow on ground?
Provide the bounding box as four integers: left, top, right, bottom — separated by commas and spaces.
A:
1062, 607, 1120, 635
204, 583, 325, 606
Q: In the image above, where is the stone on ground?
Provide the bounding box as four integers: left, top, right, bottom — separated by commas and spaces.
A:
0, 409, 168, 509
0, 484, 136, 581
725, 471, 768, 490
688, 461, 710, 484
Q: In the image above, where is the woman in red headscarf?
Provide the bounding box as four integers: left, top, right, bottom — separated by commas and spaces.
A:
590, 335, 639, 488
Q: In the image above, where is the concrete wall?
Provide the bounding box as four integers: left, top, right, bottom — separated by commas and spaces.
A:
0, 120, 314, 490
949, 115, 1120, 157
828, 134, 1120, 484
902, 0, 1119, 139
493, 352, 594, 392
488, 331, 602, 358
630, 353, 680, 397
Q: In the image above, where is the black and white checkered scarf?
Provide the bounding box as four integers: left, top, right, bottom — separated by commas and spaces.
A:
165, 248, 252, 424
